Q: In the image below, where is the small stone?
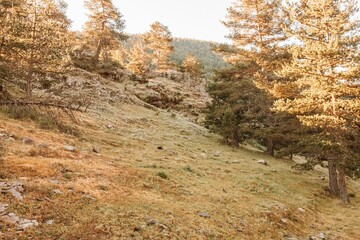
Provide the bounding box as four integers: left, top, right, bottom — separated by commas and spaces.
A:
2, 213, 19, 224
50, 179, 60, 184
232, 160, 241, 164
64, 145, 76, 152
309, 236, 318, 240
318, 232, 326, 239
18, 219, 38, 229
82, 194, 96, 200
200, 153, 207, 158
134, 224, 145, 232
45, 219, 54, 225
53, 189, 63, 195
6, 137, 16, 142
214, 151, 220, 157
0, 203, 9, 212
298, 208, 306, 213
0, 182, 7, 189
158, 223, 168, 230
38, 143, 50, 148
106, 124, 114, 129
271, 169, 277, 172
92, 146, 100, 154
281, 218, 289, 224
198, 211, 210, 218
22, 138, 34, 145
8, 188, 24, 201
320, 176, 326, 181
258, 159, 268, 166
146, 219, 157, 226
157, 146, 164, 150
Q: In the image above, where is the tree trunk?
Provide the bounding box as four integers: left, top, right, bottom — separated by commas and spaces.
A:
266, 136, 274, 156
233, 129, 239, 148
328, 159, 339, 196
92, 39, 102, 66
26, 0, 37, 100
338, 165, 350, 204
26, 68, 34, 99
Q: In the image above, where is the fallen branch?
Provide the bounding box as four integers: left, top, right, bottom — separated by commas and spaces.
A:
0, 99, 87, 123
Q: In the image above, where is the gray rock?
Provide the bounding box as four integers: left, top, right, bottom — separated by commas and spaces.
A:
50, 179, 60, 184
38, 143, 50, 148
64, 145, 76, 152
6, 137, 16, 142
105, 124, 114, 129
214, 151, 221, 157
158, 223, 168, 230
0, 182, 7, 189
198, 211, 210, 218
258, 159, 268, 166
0, 203, 9, 212
22, 138, 34, 145
146, 219, 157, 226
53, 189, 63, 195
281, 218, 289, 224
298, 208, 306, 213
18, 218, 38, 230
45, 219, 54, 225
82, 194, 96, 200
92, 146, 100, 154
8, 188, 24, 201
320, 176, 326, 181
318, 233, 326, 239
2, 213, 19, 224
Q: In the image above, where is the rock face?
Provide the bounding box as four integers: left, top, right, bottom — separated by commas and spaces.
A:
127, 76, 211, 123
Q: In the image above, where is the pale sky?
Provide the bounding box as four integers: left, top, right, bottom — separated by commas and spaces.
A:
65, 0, 232, 43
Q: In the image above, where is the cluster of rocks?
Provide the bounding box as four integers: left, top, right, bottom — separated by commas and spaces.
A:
0, 181, 24, 201
0, 181, 39, 231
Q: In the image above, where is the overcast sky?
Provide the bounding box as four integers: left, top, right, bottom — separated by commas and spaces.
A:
65, 0, 232, 43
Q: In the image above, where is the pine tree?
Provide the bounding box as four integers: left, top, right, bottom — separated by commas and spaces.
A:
268, 0, 360, 203
182, 53, 204, 79
210, 0, 294, 155
126, 38, 151, 77
144, 22, 174, 72
0, 0, 27, 84
83, 0, 127, 65
1, 0, 72, 99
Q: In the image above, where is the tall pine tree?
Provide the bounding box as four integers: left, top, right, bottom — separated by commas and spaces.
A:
267, 0, 360, 203
0, 0, 72, 99
209, 0, 297, 156
83, 0, 127, 65
144, 22, 174, 72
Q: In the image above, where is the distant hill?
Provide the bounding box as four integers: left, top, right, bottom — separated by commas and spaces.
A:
125, 35, 228, 77
171, 38, 228, 76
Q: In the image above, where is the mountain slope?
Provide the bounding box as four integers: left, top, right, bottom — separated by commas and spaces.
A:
0, 71, 359, 239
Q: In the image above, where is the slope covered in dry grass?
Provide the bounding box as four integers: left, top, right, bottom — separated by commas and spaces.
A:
0, 71, 359, 240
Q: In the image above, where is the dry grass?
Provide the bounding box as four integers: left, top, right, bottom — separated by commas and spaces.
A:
0, 83, 360, 239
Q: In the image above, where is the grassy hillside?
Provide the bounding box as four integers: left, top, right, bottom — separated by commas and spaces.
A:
0, 70, 359, 239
